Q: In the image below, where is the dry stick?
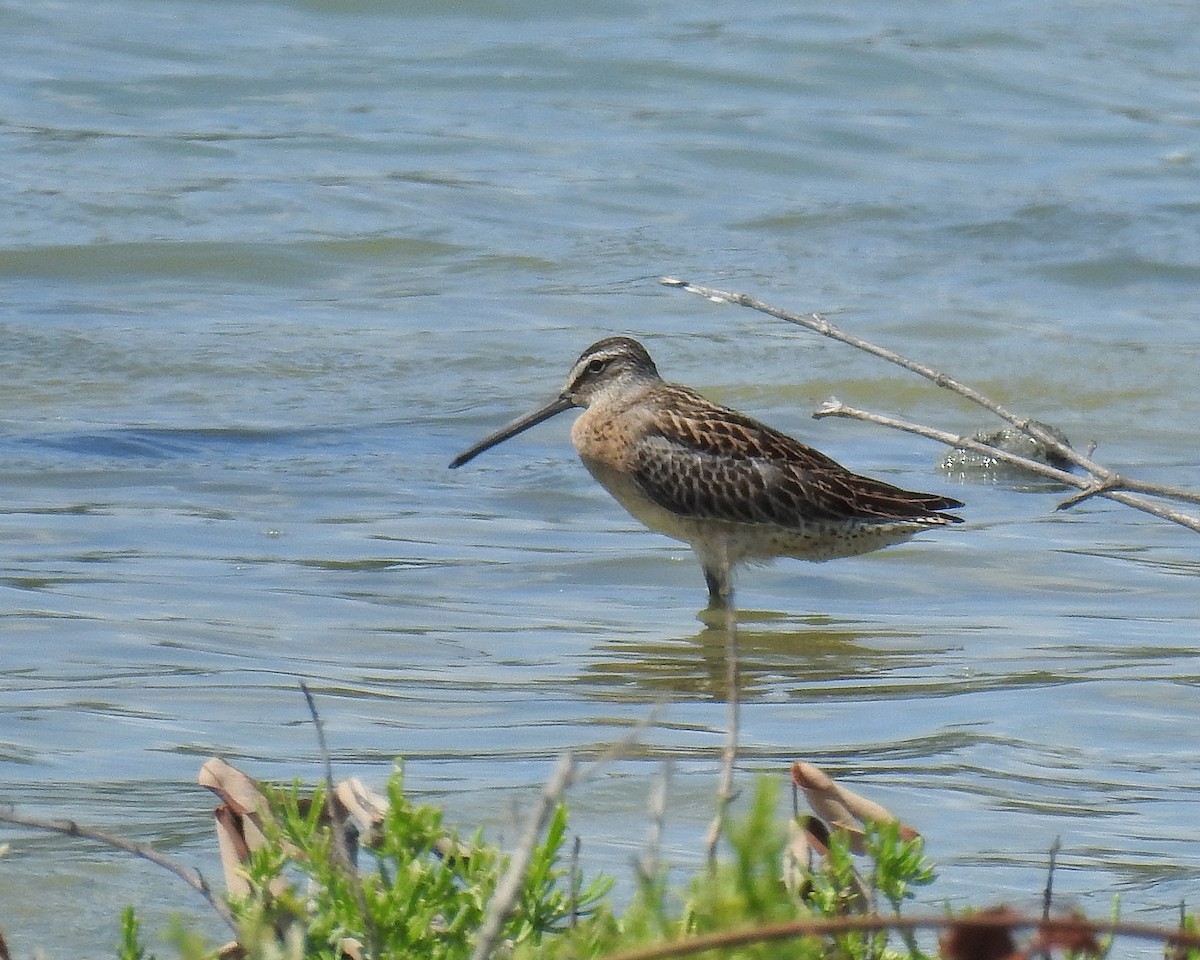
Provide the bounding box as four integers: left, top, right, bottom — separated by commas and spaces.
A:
816, 400, 1200, 534
600, 912, 1200, 960
471, 716, 662, 960
301, 681, 338, 815
703, 599, 740, 865
638, 760, 672, 884
470, 753, 579, 960
299, 681, 380, 960
660, 277, 1200, 520
1041, 837, 1062, 960
1042, 837, 1061, 922
0, 807, 238, 933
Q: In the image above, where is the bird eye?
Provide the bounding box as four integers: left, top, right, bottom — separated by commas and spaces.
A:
586, 358, 608, 374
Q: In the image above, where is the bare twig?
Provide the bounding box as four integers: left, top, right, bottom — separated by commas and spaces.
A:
301, 681, 337, 813
599, 911, 1200, 960
0, 807, 237, 933
583, 706, 663, 772
1041, 837, 1062, 960
814, 400, 1078, 485
470, 710, 660, 959
471, 753, 579, 960
300, 682, 358, 868
638, 760, 672, 884
661, 277, 1200, 528
703, 600, 740, 865
300, 682, 380, 960
1043, 837, 1061, 922
1056, 476, 1121, 510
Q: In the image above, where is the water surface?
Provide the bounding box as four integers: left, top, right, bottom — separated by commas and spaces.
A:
2, 0, 1199, 953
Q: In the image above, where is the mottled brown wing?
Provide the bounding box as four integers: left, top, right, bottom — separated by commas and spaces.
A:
631, 395, 963, 527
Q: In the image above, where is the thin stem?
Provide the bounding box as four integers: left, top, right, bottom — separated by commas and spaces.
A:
471, 753, 578, 960
0, 807, 237, 933
300, 681, 379, 960
639, 760, 672, 883
1041, 837, 1062, 960
600, 911, 1200, 960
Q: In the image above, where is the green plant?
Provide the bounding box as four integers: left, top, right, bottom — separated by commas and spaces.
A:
117, 905, 154, 960
527, 777, 937, 960
867, 821, 935, 916
228, 764, 609, 960
110, 767, 1196, 960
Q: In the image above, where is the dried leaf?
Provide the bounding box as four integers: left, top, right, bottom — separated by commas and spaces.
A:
1026, 917, 1102, 957
939, 907, 1020, 960
334, 777, 388, 848
212, 806, 254, 899
790, 760, 920, 848
796, 760, 907, 829
217, 942, 247, 960
199, 758, 271, 817
791, 761, 865, 851
799, 813, 831, 858
783, 817, 815, 896
201, 757, 285, 897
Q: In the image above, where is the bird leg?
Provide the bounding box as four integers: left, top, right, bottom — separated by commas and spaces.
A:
703, 564, 733, 609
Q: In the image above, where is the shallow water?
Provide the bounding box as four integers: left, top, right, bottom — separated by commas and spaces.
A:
2, 0, 1200, 953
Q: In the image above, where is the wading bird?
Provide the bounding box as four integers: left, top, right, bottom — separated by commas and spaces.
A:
450, 337, 963, 607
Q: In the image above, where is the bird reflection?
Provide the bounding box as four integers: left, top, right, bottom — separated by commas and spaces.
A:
576, 616, 930, 703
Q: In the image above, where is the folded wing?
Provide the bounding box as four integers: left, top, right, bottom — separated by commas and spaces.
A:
631, 398, 963, 528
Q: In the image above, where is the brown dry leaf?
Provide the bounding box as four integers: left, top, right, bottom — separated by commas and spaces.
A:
939, 907, 1020, 960
335, 777, 388, 848
212, 806, 256, 899
791, 760, 920, 848
783, 816, 816, 897
783, 812, 872, 913
799, 813, 831, 858
1026, 917, 1101, 958
794, 761, 895, 824
200, 757, 284, 897
791, 761, 866, 852
199, 758, 271, 817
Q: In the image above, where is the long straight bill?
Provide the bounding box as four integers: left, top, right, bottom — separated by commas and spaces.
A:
449, 395, 575, 468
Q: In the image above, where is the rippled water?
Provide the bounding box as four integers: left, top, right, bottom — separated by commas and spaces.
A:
2, 0, 1200, 953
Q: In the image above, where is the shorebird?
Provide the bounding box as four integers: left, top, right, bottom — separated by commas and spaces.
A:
450, 337, 963, 607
